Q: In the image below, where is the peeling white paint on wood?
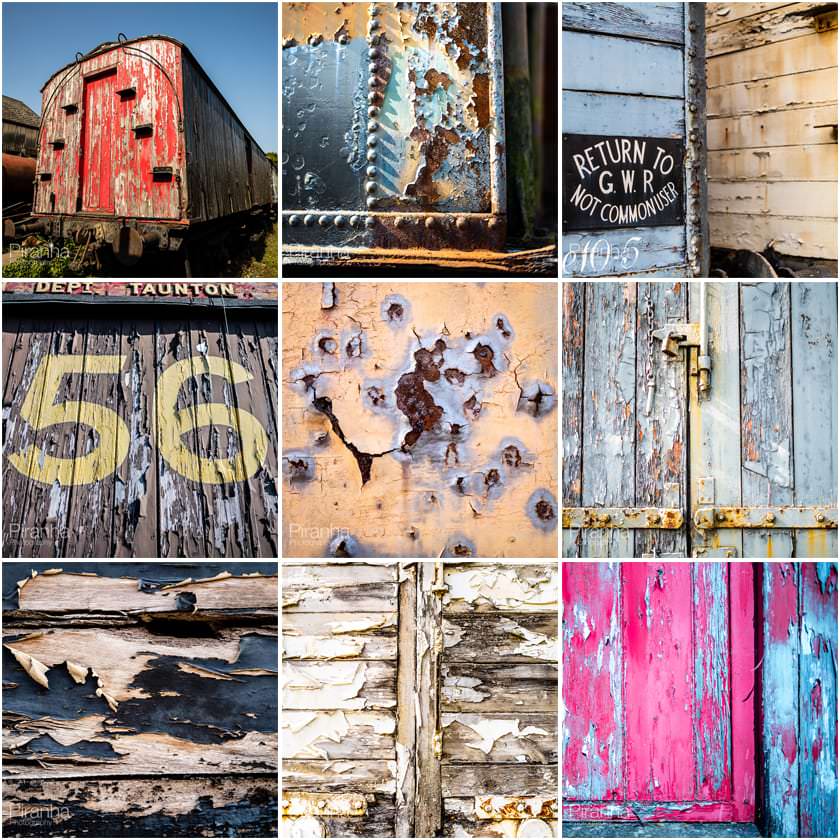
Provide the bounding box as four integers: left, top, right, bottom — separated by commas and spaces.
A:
444, 716, 550, 754
497, 617, 558, 661
443, 565, 558, 612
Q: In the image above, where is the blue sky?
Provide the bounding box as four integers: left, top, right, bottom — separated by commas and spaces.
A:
2, 1, 278, 151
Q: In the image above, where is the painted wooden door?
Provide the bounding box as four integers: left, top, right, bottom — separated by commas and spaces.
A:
562, 281, 838, 558
282, 562, 559, 838
561, 2, 707, 277
563, 562, 755, 823
82, 69, 117, 212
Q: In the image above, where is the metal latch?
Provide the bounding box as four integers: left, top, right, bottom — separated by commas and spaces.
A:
694, 505, 837, 530
563, 507, 683, 529
652, 322, 701, 357
281, 794, 367, 817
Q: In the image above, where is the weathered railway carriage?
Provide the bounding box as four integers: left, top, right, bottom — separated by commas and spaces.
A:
33, 35, 275, 262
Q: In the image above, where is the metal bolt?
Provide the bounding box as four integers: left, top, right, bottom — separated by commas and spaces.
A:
599, 513, 611, 524
368, 105, 379, 118
317, 799, 327, 810
817, 513, 826, 523
717, 512, 726, 522
649, 513, 661, 525
353, 798, 364, 809
349, 215, 360, 227
368, 77, 380, 90
395, 216, 405, 228
425, 216, 435, 228
369, 61, 379, 74
765, 512, 776, 524
367, 136, 378, 148
366, 165, 377, 177
367, 91, 381, 104
338, 34, 350, 45
304, 214, 316, 226
482, 802, 492, 812
368, 120, 379, 132
364, 216, 375, 228
368, 47, 380, 59
516, 802, 526, 813
366, 149, 377, 161
318, 215, 330, 227
688, 21, 697, 31
281, 799, 290, 809
689, 103, 698, 113
456, 216, 468, 230
366, 196, 377, 209
369, 4, 379, 14
369, 19, 380, 32
365, 181, 377, 194
308, 34, 323, 46
334, 215, 346, 227
288, 214, 300, 226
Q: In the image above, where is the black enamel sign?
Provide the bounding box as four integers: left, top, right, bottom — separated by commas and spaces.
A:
563, 133, 684, 232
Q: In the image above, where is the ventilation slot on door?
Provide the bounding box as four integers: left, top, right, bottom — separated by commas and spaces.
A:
133, 123, 153, 138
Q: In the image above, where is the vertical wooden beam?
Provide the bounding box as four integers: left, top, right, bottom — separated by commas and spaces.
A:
791, 283, 838, 558
562, 282, 584, 558
582, 283, 636, 558
690, 282, 743, 557
414, 562, 442, 836
395, 562, 417, 837
635, 281, 688, 557
761, 562, 800, 837
740, 283, 793, 558
798, 563, 838, 837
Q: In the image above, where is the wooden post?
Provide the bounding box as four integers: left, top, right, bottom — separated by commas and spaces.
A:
414, 561, 442, 836
395, 562, 417, 837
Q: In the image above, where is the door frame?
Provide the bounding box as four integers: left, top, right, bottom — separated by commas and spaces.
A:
563, 562, 756, 824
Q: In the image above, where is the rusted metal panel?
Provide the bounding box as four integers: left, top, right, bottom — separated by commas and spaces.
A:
1, 282, 278, 558
2, 561, 278, 836
563, 507, 683, 530
281, 2, 507, 253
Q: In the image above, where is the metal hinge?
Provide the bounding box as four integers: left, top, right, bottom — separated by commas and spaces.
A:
281, 794, 367, 817
563, 507, 683, 529
475, 795, 557, 820
433, 729, 443, 759
695, 505, 837, 530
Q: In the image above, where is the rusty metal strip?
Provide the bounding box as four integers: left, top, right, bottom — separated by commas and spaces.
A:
694, 506, 837, 530
562, 507, 684, 529
281, 793, 367, 817
474, 795, 557, 820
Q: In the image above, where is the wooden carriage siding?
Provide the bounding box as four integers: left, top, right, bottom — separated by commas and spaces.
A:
2, 96, 40, 158
562, 3, 708, 277
563, 562, 838, 839
34, 35, 274, 223
281, 562, 558, 838
1, 281, 278, 558
562, 282, 838, 559
706, 3, 838, 262
2, 562, 278, 837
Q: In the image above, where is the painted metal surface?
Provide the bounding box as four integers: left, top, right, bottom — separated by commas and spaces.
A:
562, 507, 683, 529
562, 2, 707, 277
1, 282, 278, 558
562, 562, 755, 822
760, 562, 838, 837
281, 2, 507, 253
706, 3, 838, 261
562, 281, 838, 558
34, 35, 273, 228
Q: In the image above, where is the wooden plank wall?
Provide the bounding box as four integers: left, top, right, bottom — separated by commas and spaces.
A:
2, 305, 278, 558
282, 563, 399, 838
760, 562, 838, 837
440, 563, 558, 837
706, 3, 838, 260
2, 562, 278, 837
562, 2, 689, 276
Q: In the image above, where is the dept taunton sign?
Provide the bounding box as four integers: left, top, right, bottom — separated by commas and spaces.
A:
563, 134, 685, 231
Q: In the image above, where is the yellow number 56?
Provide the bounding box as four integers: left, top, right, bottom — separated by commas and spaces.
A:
7, 353, 267, 487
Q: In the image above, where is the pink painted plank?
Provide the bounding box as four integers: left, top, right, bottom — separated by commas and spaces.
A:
623, 563, 694, 802
562, 562, 622, 801
694, 563, 731, 801
730, 562, 756, 822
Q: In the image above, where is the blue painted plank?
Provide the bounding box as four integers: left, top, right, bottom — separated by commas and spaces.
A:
562, 226, 685, 277
563, 91, 685, 139
798, 563, 838, 837
562, 2, 685, 45
563, 32, 684, 98
791, 283, 838, 558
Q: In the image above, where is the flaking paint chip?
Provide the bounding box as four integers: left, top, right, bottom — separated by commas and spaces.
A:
6, 645, 50, 689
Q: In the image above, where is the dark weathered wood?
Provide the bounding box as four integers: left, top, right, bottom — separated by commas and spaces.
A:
2, 776, 277, 837
442, 712, 557, 763
562, 2, 685, 45
562, 282, 584, 557
740, 283, 793, 557
582, 283, 637, 557
442, 613, 557, 663
440, 663, 557, 712
634, 281, 688, 557
282, 759, 396, 794
441, 763, 558, 797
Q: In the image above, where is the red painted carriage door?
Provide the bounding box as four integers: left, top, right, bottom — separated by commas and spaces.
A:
563, 563, 756, 823
81, 69, 117, 213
